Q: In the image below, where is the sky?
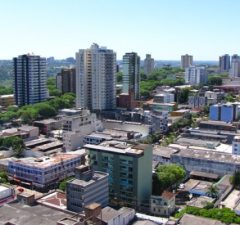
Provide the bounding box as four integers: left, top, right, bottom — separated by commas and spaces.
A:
0, 0, 240, 60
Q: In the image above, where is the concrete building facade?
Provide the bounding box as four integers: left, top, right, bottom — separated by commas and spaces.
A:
181, 54, 193, 69
85, 141, 152, 209
122, 52, 140, 100
144, 54, 154, 76
219, 54, 230, 73
56, 68, 76, 94
13, 54, 47, 106
66, 165, 108, 213
185, 66, 208, 85
76, 43, 116, 111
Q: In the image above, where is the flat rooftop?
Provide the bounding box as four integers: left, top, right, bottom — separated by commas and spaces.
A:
37, 191, 67, 210
179, 214, 226, 225
69, 171, 108, 187
85, 140, 147, 156
11, 153, 82, 168
0, 201, 72, 225
187, 196, 215, 208
153, 146, 178, 159
172, 148, 240, 165
25, 138, 52, 148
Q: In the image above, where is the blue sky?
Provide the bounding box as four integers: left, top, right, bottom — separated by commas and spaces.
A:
0, 0, 239, 60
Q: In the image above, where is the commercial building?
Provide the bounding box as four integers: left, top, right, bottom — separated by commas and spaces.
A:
61, 108, 102, 151
85, 140, 152, 208
0, 94, 15, 108
76, 43, 116, 110
66, 165, 108, 213
34, 119, 61, 135
8, 152, 85, 189
185, 66, 208, 85
170, 148, 240, 176
144, 54, 154, 76
122, 52, 140, 100
13, 54, 47, 106
181, 54, 193, 69
219, 54, 230, 73
56, 68, 76, 94
233, 136, 240, 155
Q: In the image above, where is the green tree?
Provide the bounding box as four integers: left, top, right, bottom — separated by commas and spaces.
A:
0, 170, 8, 184
230, 171, 240, 189
116, 72, 123, 83
207, 184, 219, 198
153, 164, 186, 195
58, 177, 74, 191
225, 93, 235, 102
208, 75, 223, 85
177, 87, 191, 104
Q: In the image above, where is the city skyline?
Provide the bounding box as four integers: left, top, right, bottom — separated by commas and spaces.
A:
1, 0, 240, 60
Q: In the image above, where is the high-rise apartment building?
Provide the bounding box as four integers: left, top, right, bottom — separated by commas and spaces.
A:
219, 54, 230, 72
76, 44, 116, 111
56, 68, 76, 94
230, 55, 240, 77
85, 140, 152, 209
181, 54, 193, 69
185, 66, 208, 85
122, 52, 140, 100
13, 54, 47, 106
144, 54, 154, 76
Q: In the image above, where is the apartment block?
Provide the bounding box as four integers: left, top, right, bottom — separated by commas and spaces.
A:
181, 54, 193, 69
85, 140, 152, 209
185, 66, 208, 85
219, 54, 230, 72
13, 54, 47, 106
122, 52, 140, 100
76, 43, 116, 110
56, 68, 76, 94
66, 165, 108, 213
144, 54, 154, 76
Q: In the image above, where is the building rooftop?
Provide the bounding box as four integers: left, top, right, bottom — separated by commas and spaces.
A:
187, 196, 215, 208
25, 137, 52, 148
10, 153, 83, 168
220, 189, 240, 211
100, 206, 121, 223
179, 214, 226, 225
85, 140, 148, 156
0, 94, 14, 98
34, 118, 58, 124
172, 148, 240, 165
68, 171, 108, 187
0, 201, 72, 225
18, 125, 38, 132
37, 191, 67, 210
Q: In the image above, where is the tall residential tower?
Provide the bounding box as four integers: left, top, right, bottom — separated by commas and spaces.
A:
122, 52, 140, 100
181, 54, 193, 69
13, 54, 47, 106
219, 54, 230, 73
144, 54, 154, 76
75, 44, 116, 111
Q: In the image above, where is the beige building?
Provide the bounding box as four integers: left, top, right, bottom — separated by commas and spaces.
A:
0, 94, 15, 108
181, 54, 193, 69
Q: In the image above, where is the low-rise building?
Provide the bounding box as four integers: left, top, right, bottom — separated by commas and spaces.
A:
61, 108, 103, 151
66, 165, 109, 213
233, 136, 240, 155
153, 93, 175, 104
0, 94, 15, 108
8, 152, 86, 189
34, 119, 61, 135
150, 191, 175, 216
178, 214, 226, 225
171, 148, 240, 176
150, 111, 168, 134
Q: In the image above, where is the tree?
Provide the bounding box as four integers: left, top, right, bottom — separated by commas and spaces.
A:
208, 76, 222, 85
230, 171, 240, 189
177, 87, 191, 104
225, 93, 235, 102
58, 177, 74, 191
0, 170, 8, 184
116, 72, 123, 83
153, 164, 186, 195
207, 184, 219, 198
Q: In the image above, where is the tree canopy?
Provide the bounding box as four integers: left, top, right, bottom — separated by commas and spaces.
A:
0, 136, 25, 157
175, 206, 240, 224
153, 164, 186, 195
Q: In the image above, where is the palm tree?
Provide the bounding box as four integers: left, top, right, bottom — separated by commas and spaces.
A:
207, 184, 219, 198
